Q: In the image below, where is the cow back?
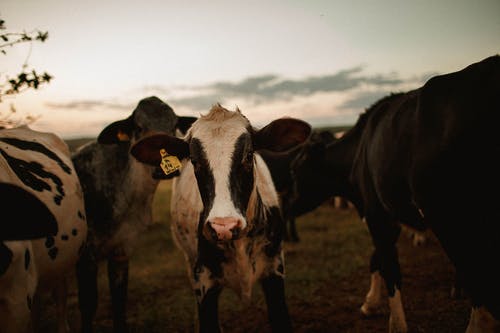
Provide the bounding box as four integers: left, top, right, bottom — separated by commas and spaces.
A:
0, 126, 87, 289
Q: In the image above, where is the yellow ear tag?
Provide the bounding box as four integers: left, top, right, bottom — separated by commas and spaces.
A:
159, 148, 182, 175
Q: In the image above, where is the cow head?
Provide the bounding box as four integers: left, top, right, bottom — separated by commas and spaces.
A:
289, 130, 339, 217
131, 104, 311, 243
96, 96, 197, 179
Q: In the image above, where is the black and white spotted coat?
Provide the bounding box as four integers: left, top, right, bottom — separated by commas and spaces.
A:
0, 126, 87, 333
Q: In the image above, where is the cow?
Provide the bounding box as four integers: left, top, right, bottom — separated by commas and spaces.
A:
71, 96, 196, 333
0, 126, 87, 333
290, 54, 500, 332
130, 104, 311, 332
259, 129, 337, 243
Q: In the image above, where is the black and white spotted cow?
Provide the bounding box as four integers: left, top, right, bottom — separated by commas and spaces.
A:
71, 96, 196, 333
131, 105, 311, 332
0, 126, 87, 333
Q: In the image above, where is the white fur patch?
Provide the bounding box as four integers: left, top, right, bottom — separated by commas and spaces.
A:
253, 154, 280, 209
361, 271, 384, 316
388, 288, 408, 333
170, 159, 202, 266
189, 107, 250, 227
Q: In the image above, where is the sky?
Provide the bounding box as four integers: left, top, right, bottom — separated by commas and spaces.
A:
1, 0, 499, 139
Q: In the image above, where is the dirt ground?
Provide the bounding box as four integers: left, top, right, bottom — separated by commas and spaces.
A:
218, 211, 472, 333
39, 198, 472, 333
283, 227, 471, 333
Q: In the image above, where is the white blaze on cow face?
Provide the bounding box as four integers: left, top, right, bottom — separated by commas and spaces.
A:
188, 106, 254, 242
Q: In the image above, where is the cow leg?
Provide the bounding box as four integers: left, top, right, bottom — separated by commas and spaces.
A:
283, 217, 299, 243
288, 217, 300, 242
53, 278, 70, 333
76, 248, 98, 333
360, 251, 384, 316
261, 273, 292, 333
450, 269, 465, 299
0, 299, 32, 333
365, 215, 407, 333
30, 292, 41, 333
197, 285, 222, 333
108, 250, 129, 333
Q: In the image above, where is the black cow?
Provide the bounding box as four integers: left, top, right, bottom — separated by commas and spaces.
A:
71, 96, 196, 333
260, 129, 337, 242
130, 104, 311, 332
291, 55, 500, 332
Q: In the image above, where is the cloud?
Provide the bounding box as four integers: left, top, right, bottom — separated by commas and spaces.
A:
338, 71, 436, 111
163, 66, 409, 112
45, 66, 418, 118
46, 100, 133, 111
339, 90, 393, 110
196, 67, 404, 102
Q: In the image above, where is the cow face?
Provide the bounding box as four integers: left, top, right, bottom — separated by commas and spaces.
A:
131, 104, 311, 244
290, 134, 335, 217
96, 96, 197, 179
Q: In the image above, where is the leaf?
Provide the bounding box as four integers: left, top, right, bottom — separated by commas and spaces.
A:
42, 72, 52, 82
36, 31, 49, 42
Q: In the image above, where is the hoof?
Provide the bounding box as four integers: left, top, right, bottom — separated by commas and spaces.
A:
360, 303, 381, 317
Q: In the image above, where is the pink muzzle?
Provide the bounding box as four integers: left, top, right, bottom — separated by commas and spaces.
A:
205, 217, 243, 242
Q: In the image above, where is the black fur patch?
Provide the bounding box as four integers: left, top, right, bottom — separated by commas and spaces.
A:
0, 242, 13, 276
190, 138, 215, 215
24, 249, 30, 270
78, 241, 86, 256
45, 236, 55, 248
27, 294, 32, 311
196, 232, 225, 280
264, 206, 285, 257
0, 138, 72, 174
48, 247, 58, 260
228, 133, 254, 217
0, 148, 66, 205
0, 183, 58, 240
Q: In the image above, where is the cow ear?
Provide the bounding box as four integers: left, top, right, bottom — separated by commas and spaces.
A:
131, 133, 190, 166
97, 117, 134, 144
254, 117, 311, 152
0, 183, 58, 241
176, 116, 197, 136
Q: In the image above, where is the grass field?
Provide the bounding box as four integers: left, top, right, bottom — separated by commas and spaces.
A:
39, 180, 471, 332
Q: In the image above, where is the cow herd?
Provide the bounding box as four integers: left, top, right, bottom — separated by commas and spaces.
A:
0, 54, 499, 333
